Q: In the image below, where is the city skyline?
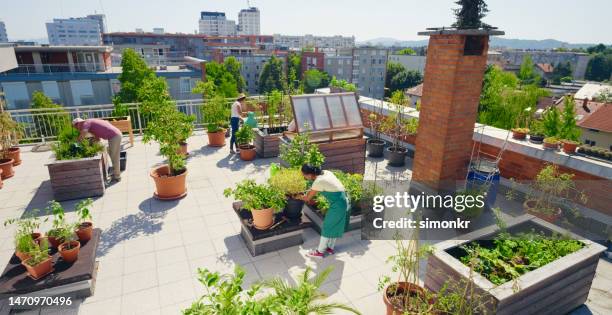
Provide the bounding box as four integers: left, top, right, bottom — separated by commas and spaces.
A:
1, 0, 611, 44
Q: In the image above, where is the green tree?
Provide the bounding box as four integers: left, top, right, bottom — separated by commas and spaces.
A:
542, 106, 562, 137
396, 48, 416, 55
302, 69, 330, 93
452, 0, 490, 29
559, 96, 581, 141
31, 91, 70, 139
585, 54, 612, 82
259, 56, 286, 94
329, 76, 357, 92
385, 62, 422, 97
286, 52, 302, 93
518, 55, 540, 86
586, 43, 610, 55
551, 61, 572, 85
223, 56, 245, 93
114, 48, 156, 115
204, 61, 239, 97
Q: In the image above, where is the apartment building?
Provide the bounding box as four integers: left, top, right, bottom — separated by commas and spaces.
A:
46, 15, 106, 46
238, 7, 260, 35
0, 45, 202, 109
0, 21, 8, 43
273, 34, 355, 50
199, 12, 236, 36
500, 50, 592, 79
388, 54, 427, 73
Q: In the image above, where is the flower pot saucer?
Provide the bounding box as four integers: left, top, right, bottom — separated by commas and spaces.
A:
252, 217, 275, 230
26, 267, 54, 281
153, 190, 187, 201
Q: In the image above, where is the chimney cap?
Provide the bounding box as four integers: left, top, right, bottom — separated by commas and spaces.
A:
418, 28, 505, 36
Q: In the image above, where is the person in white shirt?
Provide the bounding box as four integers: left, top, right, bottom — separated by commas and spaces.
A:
230, 94, 246, 153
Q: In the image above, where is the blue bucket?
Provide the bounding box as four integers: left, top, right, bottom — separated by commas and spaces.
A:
467, 165, 500, 208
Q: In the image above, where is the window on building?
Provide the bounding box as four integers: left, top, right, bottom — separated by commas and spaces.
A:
180, 77, 192, 93
585, 140, 596, 146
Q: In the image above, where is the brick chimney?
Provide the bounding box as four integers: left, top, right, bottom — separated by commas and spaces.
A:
411, 29, 504, 193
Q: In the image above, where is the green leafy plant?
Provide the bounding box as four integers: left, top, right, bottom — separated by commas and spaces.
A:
224, 180, 286, 213
329, 76, 357, 92
260, 266, 361, 314
541, 106, 562, 137
52, 125, 104, 160
528, 120, 545, 137
4, 210, 44, 236
331, 170, 363, 205
14, 233, 37, 254
113, 48, 156, 116
265, 90, 283, 129
46, 201, 70, 240
432, 264, 493, 314
75, 198, 93, 226
314, 194, 330, 215
24, 238, 50, 267
184, 266, 273, 314
235, 125, 255, 147
268, 167, 307, 197
558, 96, 581, 142
0, 112, 23, 159
543, 136, 559, 145
280, 132, 325, 168
30, 91, 70, 139
460, 231, 584, 285
511, 127, 529, 134
525, 165, 587, 217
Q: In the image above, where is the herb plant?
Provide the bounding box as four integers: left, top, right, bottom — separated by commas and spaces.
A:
526, 165, 587, 217
235, 125, 255, 147
0, 112, 23, 159
224, 180, 286, 212
46, 201, 70, 240
52, 125, 104, 160
25, 238, 50, 267
280, 132, 325, 168
314, 194, 330, 215
75, 198, 93, 226
331, 170, 363, 205
268, 167, 307, 197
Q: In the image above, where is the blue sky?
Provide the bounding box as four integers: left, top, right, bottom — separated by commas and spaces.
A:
1, 0, 610, 44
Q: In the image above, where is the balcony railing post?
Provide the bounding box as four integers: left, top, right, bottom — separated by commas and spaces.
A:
136, 104, 143, 136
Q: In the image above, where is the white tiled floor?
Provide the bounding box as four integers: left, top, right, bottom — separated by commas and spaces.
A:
0, 132, 610, 315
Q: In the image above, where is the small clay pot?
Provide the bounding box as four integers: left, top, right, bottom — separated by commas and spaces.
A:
238, 144, 256, 161
383, 282, 433, 315
47, 234, 63, 248
561, 141, 579, 154
8, 147, 21, 166
22, 256, 53, 280
58, 241, 81, 263
76, 222, 93, 242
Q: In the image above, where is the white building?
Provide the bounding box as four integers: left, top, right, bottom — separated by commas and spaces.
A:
273, 34, 355, 50
46, 15, 105, 46
153, 28, 165, 35
238, 7, 260, 35
0, 21, 8, 42
198, 12, 236, 36
388, 54, 426, 74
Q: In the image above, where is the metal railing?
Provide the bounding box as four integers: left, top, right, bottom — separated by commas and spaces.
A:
2, 63, 110, 76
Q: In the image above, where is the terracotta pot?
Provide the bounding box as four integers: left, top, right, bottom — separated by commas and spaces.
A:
512, 131, 527, 140
207, 129, 226, 147
543, 141, 559, 150
0, 158, 15, 179
15, 250, 31, 262
251, 208, 274, 230
523, 199, 562, 223
31, 232, 42, 241
238, 144, 256, 161
76, 222, 93, 242
178, 142, 188, 156
0, 169, 3, 189
47, 235, 63, 248
22, 255, 53, 280
561, 141, 578, 154
8, 147, 21, 166
383, 282, 433, 315
150, 165, 187, 200
58, 241, 81, 263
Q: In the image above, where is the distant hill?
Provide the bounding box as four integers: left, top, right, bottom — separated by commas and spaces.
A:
358, 37, 601, 50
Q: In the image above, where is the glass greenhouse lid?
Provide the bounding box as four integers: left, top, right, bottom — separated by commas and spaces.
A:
289, 92, 364, 137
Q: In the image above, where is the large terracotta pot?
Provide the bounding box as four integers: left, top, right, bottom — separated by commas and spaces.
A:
239, 144, 256, 161
561, 141, 578, 154
8, 147, 21, 166
383, 282, 433, 315
150, 165, 188, 200
22, 256, 53, 280
58, 241, 81, 263
76, 222, 93, 242
207, 129, 226, 147
0, 158, 15, 179
523, 199, 562, 223
251, 208, 274, 230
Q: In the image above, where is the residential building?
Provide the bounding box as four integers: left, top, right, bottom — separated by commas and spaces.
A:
405, 83, 423, 107
153, 28, 165, 35
220, 52, 286, 95
323, 54, 352, 82
351, 47, 388, 99
0, 21, 8, 42
0, 45, 202, 109
46, 15, 105, 46
575, 82, 611, 100
557, 98, 612, 150
535, 63, 554, 81
238, 7, 260, 35
388, 54, 426, 73
301, 50, 325, 74
500, 50, 591, 79
199, 12, 236, 36
273, 34, 355, 50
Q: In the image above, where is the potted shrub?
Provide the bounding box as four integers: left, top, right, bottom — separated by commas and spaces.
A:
523, 165, 586, 223
194, 81, 228, 147
528, 120, 545, 144
224, 180, 286, 230
4, 212, 44, 262
381, 91, 410, 167
279, 131, 325, 169
561, 139, 579, 154
235, 125, 256, 161
268, 167, 307, 220
74, 198, 94, 242
542, 137, 560, 150
366, 113, 385, 158
559, 95, 581, 155
0, 112, 21, 178
511, 127, 529, 140
379, 238, 434, 314
22, 238, 53, 280
57, 228, 80, 264
332, 170, 364, 213
254, 90, 290, 158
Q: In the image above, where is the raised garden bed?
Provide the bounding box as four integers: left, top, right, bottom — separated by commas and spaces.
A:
47, 154, 105, 201
254, 126, 287, 158
0, 229, 101, 313
279, 136, 366, 174
425, 215, 606, 315
232, 202, 311, 256
102, 116, 134, 146
302, 203, 362, 235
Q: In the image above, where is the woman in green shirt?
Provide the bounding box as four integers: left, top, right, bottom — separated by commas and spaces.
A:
299, 164, 350, 258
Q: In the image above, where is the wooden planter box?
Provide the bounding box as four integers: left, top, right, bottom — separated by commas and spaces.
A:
425, 215, 606, 315
279, 137, 366, 174
47, 155, 105, 201
254, 127, 286, 158
102, 116, 134, 146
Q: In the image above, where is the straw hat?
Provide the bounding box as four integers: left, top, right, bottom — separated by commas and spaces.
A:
72, 118, 85, 125
237, 93, 247, 101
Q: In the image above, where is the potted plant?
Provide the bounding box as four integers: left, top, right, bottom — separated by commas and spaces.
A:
254, 90, 289, 158
542, 137, 560, 150
4, 212, 44, 262
379, 238, 434, 314
224, 180, 286, 230
528, 120, 545, 144
74, 198, 94, 242
46, 201, 70, 248
560, 139, 579, 154
523, 165, 586, 223
366, 113, 385, 158
279, 131, 325, 169
194, 81, 228, 147
57, 228, 80, 264
511, 127, 529, 140
22, 238, 53, 280
235, 125, 256, 161
559, 95, 581, 155
0, 112, 21, 178
381, 91, 411, 167
268, 167, 307, 220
